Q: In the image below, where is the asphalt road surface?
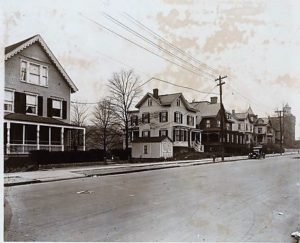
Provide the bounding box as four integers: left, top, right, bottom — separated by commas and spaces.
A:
4, 154, 300, 241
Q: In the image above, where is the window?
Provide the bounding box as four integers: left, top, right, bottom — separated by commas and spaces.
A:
147, 98, 152, 106
142, 130, 150, 137
238, 124, 241, 130
206, 120, 210, 128
20, 60, 48, 86
187, 115, 194, 126
258, 127, 262, 134
217, 120, 221, 127
26, 94, 38, 115
131, 115, 139, 126
174, 112, 182, 123
52, 99, 62, 118
176, 98, 181, 106
4, 90, 14, 112
143, 145, 148, 154
160, 129, 168, 137
160, 111, 168, 122
246, 124, 248, 131
175, 130, 180, 141
142, 113, 150, 123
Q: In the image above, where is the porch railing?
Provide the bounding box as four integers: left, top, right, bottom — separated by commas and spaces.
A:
8, 144, 63, 154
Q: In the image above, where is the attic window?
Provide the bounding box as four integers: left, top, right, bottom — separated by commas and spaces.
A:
176, 99, 181, 106
147, 98, 152, 106
20, 60, 48, 87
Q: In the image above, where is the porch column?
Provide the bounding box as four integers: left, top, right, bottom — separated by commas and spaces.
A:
199, 132, 202, 143
61, 127, 64, 151
37, 125, 40, 150
83, 128, 86, 151
49, 127, 51, 151
23, 124, 25, 153
6, 122, 10, 154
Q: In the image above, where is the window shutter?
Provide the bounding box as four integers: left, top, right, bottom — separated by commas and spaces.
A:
166, 112, 168, 122
173, 130, 175, 141
180, 114, 183, 124
174, 112, 176, 122
179, 130, 182, 141
166, 130, 168, 138
14, 92, 26, 113
159, 112, 162, 122
148, 113, 150, 123
159, 130, 161, 137
62, 101, 67, 119
38, 96, 43, 116
47, 98, 52, 117
187, 116, 189, 125
131, 116, 133, 126
184, 130, 186, 141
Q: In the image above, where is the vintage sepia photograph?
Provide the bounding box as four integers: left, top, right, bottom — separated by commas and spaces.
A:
2, 0, 300, 242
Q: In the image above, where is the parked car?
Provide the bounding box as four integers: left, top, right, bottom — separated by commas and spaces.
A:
248, 146, 265, 159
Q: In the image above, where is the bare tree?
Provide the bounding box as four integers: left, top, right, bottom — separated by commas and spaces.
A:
92, 99, 119, 155
71, 101, 89, 126
107, 70, 141, 152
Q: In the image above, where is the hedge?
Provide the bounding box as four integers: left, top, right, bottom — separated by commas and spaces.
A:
30, 149, 105, 164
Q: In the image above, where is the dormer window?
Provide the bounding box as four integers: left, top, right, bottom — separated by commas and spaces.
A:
176, 98, 181, 106
20, 60, 48, 87
147, 98, 152, 106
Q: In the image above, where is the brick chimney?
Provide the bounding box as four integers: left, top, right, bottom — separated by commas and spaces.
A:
153, 88, 159, 99
210, 96, 218, 104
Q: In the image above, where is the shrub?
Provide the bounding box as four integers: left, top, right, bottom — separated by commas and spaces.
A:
30, 149, 105, 164
110, 149, 131, 161
4, 156, 38, 172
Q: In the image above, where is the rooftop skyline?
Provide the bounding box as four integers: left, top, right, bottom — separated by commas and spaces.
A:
2, 0, 299, 138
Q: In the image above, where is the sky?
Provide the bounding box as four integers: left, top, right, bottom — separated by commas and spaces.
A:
2, 0, 300, 139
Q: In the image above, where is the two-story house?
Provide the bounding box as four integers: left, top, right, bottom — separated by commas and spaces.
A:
4, 35, 85, 155
254, 117, 275, 144
129, 89, 202, 157
191, 97, 245, 154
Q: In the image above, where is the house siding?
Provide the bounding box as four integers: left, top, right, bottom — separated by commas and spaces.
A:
5, 42, 71, 122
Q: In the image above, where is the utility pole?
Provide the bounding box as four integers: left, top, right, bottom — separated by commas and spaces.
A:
275, 109, 283, 155
215, 75, 227, 161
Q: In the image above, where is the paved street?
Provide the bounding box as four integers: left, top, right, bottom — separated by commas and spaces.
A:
4, 154, 300, 242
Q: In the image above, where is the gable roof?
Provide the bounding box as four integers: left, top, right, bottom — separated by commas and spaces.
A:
190, 101, 220, 117
132, 136, 172, 143
5, 34, 78, 93
135, 92, 197, 112
255, 117, 270, 125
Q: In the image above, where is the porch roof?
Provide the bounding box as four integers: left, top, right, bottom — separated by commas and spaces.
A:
4, 113, 82, 128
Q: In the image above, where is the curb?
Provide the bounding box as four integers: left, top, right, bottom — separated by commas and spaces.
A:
4, 153, 296, 187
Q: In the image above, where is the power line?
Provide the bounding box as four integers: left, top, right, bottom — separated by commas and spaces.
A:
103, 12, 216, 81
122, 12, 220, 76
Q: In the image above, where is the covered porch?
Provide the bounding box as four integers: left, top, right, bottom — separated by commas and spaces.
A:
4, 119, 85, 155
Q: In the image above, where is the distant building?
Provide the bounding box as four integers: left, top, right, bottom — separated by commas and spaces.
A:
232, 107, 256, 148
269, 104, 296, 147
191, 97, 245, 154
4, 35, 85, 155
254, 117, 275, 144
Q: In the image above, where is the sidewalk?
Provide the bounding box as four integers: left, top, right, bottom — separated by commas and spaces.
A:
4, 152, 296, 187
